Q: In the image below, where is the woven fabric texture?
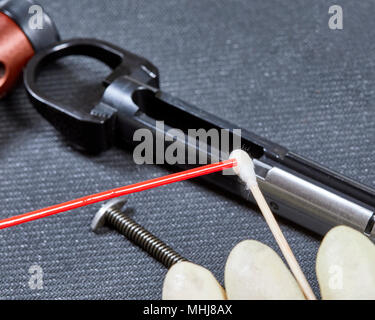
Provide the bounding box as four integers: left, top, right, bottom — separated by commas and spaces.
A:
0, 0, 374, 299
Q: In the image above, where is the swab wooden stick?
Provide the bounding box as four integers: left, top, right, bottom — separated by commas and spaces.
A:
229, 150, 316, 300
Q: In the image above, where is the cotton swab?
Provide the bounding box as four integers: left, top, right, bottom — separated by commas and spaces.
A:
229, 150, 316, 300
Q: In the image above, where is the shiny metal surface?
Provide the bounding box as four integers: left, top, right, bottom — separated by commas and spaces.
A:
254, 160, 375, 240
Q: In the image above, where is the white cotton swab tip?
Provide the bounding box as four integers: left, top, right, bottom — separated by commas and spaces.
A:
229, 149, 257, 188
229, 149, 316, 300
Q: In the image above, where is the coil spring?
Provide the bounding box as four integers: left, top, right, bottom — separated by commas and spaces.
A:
106, 207, 187, 269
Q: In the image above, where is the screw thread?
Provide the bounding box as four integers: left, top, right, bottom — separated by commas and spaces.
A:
106, 207, 187, 269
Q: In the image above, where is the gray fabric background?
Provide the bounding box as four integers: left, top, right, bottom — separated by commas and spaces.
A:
0, 0, 374, 299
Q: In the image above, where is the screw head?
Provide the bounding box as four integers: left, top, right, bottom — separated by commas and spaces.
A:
91, 196, 128, 233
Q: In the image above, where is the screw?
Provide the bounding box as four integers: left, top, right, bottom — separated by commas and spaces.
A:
91, 197, 187, 269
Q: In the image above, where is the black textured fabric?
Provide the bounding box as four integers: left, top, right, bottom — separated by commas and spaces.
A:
0, 0, 374, 299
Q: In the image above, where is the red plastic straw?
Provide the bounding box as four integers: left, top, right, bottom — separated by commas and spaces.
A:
0, 159, 236, 229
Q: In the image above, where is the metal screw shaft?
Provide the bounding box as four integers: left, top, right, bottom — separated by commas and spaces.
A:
103, 206, 187, 269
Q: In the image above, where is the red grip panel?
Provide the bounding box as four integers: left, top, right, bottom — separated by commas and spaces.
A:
0, 12, 35, 98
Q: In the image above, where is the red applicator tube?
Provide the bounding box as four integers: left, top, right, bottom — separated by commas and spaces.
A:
0, 0, 59, 97
0, 159, 237, 229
